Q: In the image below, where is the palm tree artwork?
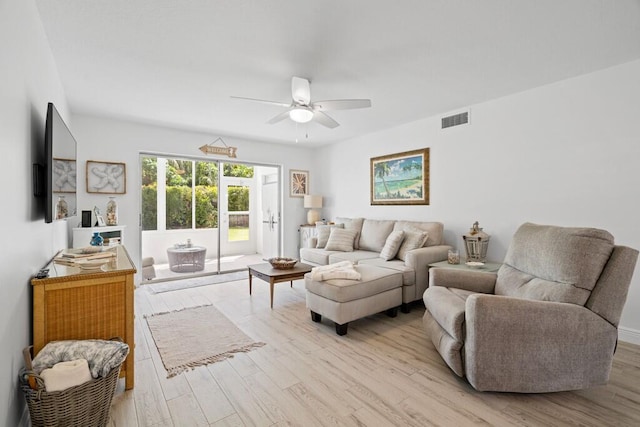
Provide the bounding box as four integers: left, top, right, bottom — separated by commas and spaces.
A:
374, 162, 392, 198
371, 148, 429, 205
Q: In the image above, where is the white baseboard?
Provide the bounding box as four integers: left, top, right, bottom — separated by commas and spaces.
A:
19, 405, 29, 427
619, 326, 640, 345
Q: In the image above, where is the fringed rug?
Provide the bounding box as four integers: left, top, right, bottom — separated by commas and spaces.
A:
147, 270, 249, 293
145, 305, 265, 378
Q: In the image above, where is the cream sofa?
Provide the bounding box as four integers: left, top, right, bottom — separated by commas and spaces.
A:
300, 217, 451, 312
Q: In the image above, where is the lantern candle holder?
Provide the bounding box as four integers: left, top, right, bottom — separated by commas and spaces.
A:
463, 221, 490, 262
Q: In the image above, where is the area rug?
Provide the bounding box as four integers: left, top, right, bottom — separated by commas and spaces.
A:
145, 305, 265, 378
147, 270, 248, 293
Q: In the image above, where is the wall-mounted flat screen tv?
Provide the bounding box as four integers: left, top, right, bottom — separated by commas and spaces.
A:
44, 102, 77, 223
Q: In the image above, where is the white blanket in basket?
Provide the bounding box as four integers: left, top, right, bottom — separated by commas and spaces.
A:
40, 359, 92, 392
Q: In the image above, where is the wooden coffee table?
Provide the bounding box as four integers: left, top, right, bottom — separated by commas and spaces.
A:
248, 262, 312, 308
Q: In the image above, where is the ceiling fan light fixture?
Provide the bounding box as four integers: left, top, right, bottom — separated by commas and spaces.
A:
289, 107, 314, 123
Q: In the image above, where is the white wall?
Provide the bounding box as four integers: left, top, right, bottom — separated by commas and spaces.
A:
70, 115, 316, 277
316, 59, 640, 342
0, 0, 70, 424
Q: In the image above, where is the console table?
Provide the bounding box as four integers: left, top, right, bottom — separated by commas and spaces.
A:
30, 245, 136, 389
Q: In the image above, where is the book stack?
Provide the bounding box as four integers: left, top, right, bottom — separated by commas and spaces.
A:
104, 237, 121, 246
54, 250, 116, 268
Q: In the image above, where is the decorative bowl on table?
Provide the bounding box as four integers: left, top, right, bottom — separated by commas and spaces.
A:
268, 257, 298, 270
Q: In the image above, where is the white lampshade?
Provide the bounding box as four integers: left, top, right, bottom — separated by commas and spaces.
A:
304, 195, 323, 209
289, 107, 314, 123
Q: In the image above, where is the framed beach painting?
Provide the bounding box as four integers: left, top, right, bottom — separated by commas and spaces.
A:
370, 148, 429, 205
290, 169, 309, 197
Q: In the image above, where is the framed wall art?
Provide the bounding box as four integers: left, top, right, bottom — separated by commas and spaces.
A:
289, 169, 309, 197
86, 160, 127, 194
52, 158, 76, 193
370, 148, 429, 205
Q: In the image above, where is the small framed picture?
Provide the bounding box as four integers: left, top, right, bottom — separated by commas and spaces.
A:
86, 160, 126, 194
290, 169, 309, 197
96, 215, 106, 227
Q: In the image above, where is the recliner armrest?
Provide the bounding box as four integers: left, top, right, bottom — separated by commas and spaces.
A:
465, 294, 618, 392
428, 268, 497, 294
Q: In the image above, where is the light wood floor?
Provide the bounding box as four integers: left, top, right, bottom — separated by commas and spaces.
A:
108, 277, 640, 426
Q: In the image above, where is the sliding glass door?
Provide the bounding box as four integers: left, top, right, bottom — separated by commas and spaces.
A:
140, 154, 280, 282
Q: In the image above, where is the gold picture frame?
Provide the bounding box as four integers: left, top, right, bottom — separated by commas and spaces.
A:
86, 160, 127, 194
370, 148, 429, 205
290, 169, 309, 197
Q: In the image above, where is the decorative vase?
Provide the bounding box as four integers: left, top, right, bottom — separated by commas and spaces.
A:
106, 197, 118, 226
90, 232, 104, 247
56, 196, 68, 220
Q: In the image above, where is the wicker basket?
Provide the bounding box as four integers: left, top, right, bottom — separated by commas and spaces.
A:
20, 345, 121, 427
268, 257, 298, 269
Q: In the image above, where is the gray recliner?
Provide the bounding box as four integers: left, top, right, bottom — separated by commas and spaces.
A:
423, 222, 638, 393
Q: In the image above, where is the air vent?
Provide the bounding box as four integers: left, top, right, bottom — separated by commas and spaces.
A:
441, 111, 469, 129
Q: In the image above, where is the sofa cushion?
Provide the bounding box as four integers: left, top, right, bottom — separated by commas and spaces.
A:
325, 228, 358, 252
335, 217, 364, 249
316, 224, 344, 248
359, 258, 416, 285
379, 231, 405, 260
305, 264, 403, 303
495, 222, 615, 305
394, 221, 444, 246
396, 226, 429, 261
358, 219, 395, 252
329, 251, 380, 265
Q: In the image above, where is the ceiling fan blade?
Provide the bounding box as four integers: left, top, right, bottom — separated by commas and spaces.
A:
313, 99, 372, 111
291, 76, 311, 105
230, 96, 290, 108
266, 109, 293, 125
313, 111, 340, 129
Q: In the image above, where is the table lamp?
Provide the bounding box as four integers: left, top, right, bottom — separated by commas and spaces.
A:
304, 195, 323, 225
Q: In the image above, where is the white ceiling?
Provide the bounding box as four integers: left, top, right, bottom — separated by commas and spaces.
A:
35, 0, 640, 146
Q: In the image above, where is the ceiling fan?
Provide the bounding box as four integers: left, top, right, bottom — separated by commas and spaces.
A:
231, 76, 371, 129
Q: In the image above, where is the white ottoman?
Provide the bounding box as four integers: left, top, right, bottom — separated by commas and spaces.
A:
305, 264, 403, 336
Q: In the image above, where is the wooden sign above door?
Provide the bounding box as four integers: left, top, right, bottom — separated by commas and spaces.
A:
199, 137, 237, 158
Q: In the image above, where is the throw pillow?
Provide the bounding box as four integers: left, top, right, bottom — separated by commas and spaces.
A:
379, 230, 405, 261
358, 219, 396, 252
316, 224, 344, 248
335, 217, 364, 249
397, 227, 429, 261
324, 228, 357, 252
